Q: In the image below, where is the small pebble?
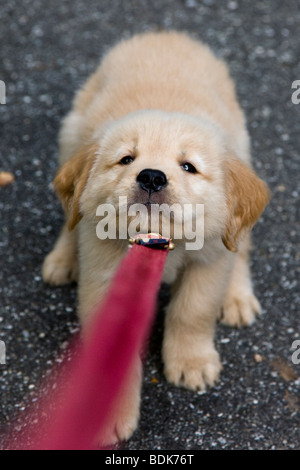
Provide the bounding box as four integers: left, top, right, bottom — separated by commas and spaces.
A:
254, 353, 264, 363
0, 172, 14, 186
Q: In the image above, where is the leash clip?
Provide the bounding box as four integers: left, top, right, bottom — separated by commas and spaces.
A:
129, 233, 175, 250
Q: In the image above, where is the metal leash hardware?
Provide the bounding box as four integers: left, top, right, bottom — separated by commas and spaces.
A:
128, 233, 175, 250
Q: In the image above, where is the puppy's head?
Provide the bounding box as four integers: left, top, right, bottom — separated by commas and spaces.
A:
54, 110, 269, 251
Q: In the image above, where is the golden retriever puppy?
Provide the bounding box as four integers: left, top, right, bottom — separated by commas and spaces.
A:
42, 31, 269, 443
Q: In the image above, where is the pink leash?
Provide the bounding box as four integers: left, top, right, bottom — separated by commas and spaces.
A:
9, 235, 171, 450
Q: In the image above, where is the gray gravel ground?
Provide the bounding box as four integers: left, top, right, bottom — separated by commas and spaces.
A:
0, 0, 300, 450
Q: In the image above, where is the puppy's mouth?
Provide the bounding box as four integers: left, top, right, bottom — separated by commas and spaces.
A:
143, 200, 152, 211
143, 193, 159, 209
133, 188, 169, 207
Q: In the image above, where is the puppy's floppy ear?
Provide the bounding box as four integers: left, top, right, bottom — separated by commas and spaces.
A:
222, 156, 270, 252
53, 144, 99, 231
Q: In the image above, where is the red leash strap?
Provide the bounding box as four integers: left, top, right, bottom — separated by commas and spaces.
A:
17, 239, 169, 450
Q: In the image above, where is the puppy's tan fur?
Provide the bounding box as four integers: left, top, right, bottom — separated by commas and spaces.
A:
43, 31, 269, 443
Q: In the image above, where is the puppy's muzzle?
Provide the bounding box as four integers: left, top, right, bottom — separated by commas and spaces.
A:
136, 169, 168, 194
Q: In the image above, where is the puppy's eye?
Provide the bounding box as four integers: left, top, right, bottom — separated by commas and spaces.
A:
181, 162, 197, 174
119, 155, 134, 165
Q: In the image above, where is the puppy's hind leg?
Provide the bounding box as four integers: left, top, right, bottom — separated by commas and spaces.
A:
43, 223, 78, 286
221, 234, 261, 327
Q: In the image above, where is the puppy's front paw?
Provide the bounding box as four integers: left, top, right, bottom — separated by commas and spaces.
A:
42, 250, 78, 285
164, 348, 222, 392
96, 406, 140, 447
95, 358, 142, 447
221, 291, 261, 327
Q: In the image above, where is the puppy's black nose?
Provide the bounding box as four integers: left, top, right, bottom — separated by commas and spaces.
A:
136, 169, 168, 193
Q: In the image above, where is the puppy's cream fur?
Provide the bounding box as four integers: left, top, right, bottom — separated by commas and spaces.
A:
43, 31, 269, 443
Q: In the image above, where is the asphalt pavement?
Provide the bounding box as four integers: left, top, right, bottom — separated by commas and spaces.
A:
0, 0, 299, 450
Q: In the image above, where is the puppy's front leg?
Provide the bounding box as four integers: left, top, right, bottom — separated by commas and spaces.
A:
42, 223, 78, 285
79, 284, 142, 445
78, 237, 142, 444
163, 257, 231, 391
96, 355, 142, 446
